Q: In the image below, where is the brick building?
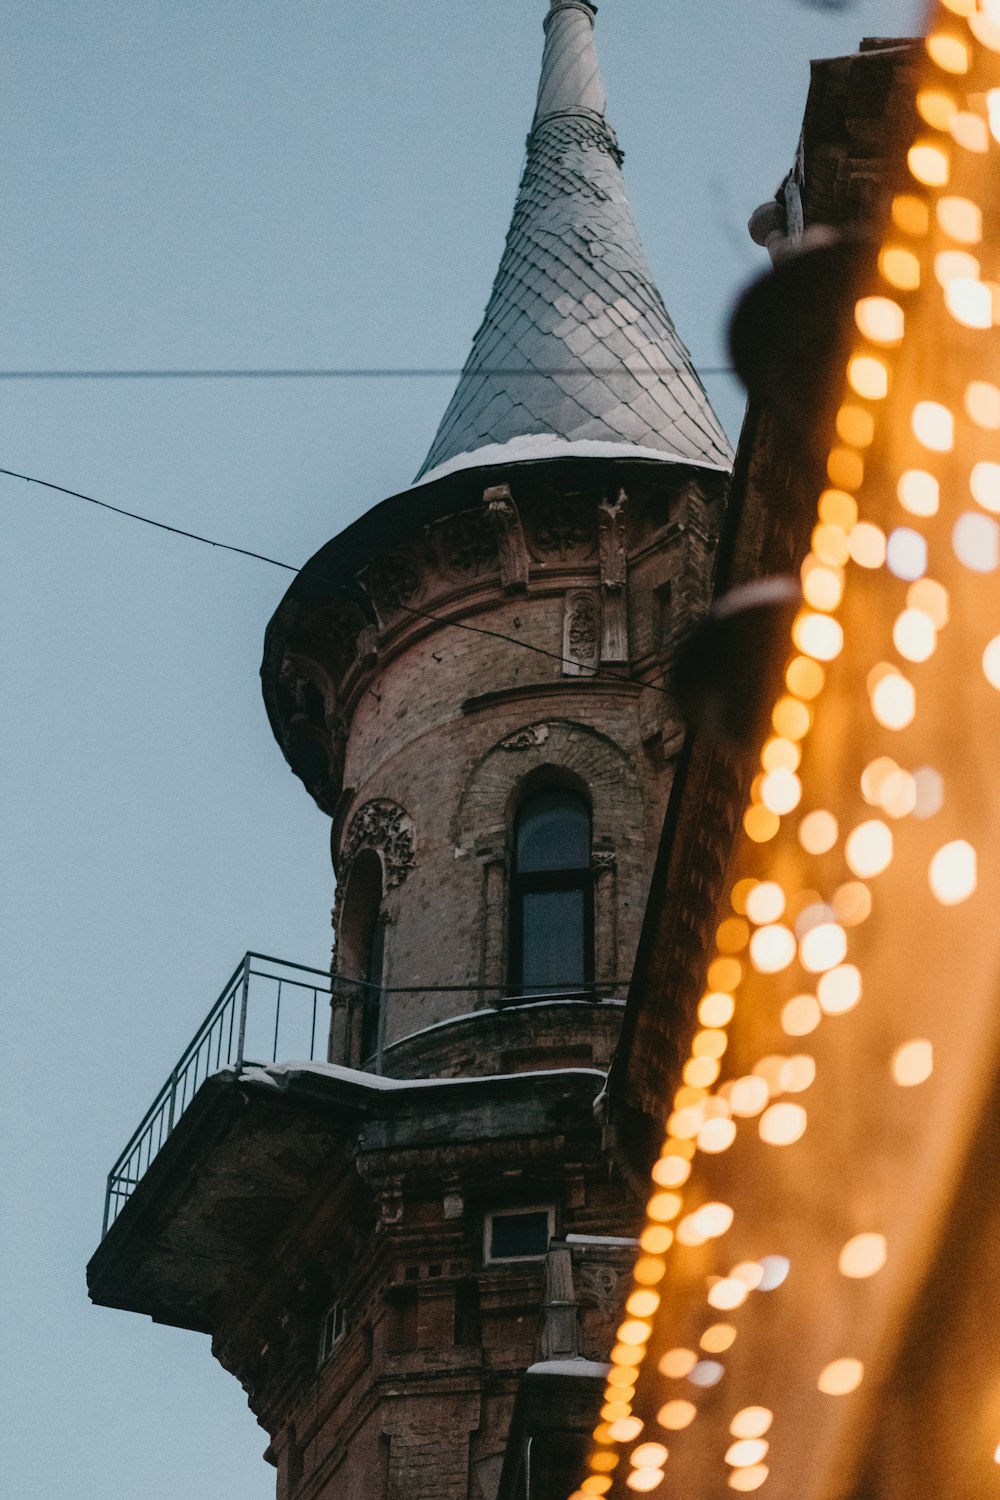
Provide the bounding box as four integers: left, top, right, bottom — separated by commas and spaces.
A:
88, 4, 732, 1498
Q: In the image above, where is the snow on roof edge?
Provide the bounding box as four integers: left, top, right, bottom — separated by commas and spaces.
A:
413, 433, 731, 489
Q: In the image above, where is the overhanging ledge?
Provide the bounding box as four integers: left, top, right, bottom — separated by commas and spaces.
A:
87, 1064, 606, 1334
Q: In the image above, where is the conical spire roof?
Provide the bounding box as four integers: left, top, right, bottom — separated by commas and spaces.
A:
416, 0, 732, 482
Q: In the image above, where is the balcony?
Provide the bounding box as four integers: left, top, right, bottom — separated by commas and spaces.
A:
102, 952, 334, 1235
100, 954, 629, 1239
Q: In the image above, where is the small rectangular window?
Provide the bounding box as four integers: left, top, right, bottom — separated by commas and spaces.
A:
318, 1302, 346, 1364
484, 1207, 555, 1264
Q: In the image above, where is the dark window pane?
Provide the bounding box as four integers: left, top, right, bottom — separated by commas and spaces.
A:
521, 887, 585, 991
489, 1211, 551, 1260
516, 792, 590, 872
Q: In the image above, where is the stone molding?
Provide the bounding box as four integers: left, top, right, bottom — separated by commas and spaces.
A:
340, 797, 416, 890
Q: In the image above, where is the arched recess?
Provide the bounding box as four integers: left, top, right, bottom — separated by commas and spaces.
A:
330, 797, 415, 1067
454, 720, 644, 995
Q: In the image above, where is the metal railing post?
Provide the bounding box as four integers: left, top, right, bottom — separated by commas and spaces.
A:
102, 1174, 113, 1237
236, 952, 251, 1067
166, 1066, 179, 1132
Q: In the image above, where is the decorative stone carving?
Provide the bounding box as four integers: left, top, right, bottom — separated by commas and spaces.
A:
528, 493, 595, 561
579, 1262, 621, 1316
598, 489, 627, 588
592, 849, 617, 873
562, 589, 600, 675
341, 798, 415, 889
599, 489, 629, 663
484, 483, 529, 592
435, 509, 498, 579
367, 551, 421, 615
498, 724, 550, 752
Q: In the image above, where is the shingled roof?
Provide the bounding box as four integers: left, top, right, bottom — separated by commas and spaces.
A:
416, 0, 733, 483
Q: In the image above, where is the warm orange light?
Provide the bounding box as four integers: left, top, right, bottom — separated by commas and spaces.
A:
849, 521, 887, 568
827, 447, 864, 490
707, 1278, 749, 1311
925, 34, 969, 76
799, 922, 847, 973
801, 559, 844, 611
812, 521, 851, 566
893, 608, 937, 662
839, 1233, 888, 1279
946, 278, 992, 328
832, 882, 872, 926
626, 1289, 660, 1320
707, 957, 742, 992
818, 1358, 865, 1395
625, 1469, 663, 1493
929, 840, 977, 904
971, 461, 1000, 513
818, 488, 858, 531
759, 1101, 807, 1146
700, 1323, 737, 1353
966, 380, 1000, 428
617, 1318, 652, 1347
836, 403, 876, 447
912, 400, 954, 451
908, 140, 950, 185
749, 923, 797, 973
633, 1255, 667, 1286
781, 993, 821, 1036
761, 736, 800, 774
743, 804, 780, 843
745, 880, 785, 924
916, 87, 957, 129
897, 469, 939, 517
792, 611, 843, 661
728, 1470, 769, 1494
937, 194, 982, 244
608, 1416, 644, 1443
855, 295, 904, 345
880, 245, 921, 290
949, 110, 989, 152
817, 964, 862, 1015
798, 809, 839, 856
845, 820, 894, 877
848, 354, 890, 399
935, 248, 981, 287
730, 1408, 773, 1440
631, 1444, 668, 1469
984, 636, 1000, 689
656, 1400, 696, 1431
726, 1439, 769, 1468
785, 655, 825, 700
908, 578, 949, 627
892, 192, 930, 235
697, 1116, 737, 1154
870, 669, 916, 730
699, 990, 735, 1026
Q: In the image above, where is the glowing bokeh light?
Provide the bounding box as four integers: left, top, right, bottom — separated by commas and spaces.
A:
929, 839, 977, 904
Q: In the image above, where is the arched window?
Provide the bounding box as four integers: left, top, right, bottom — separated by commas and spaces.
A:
509, 789, 593, 995
338, 850, 385, 1064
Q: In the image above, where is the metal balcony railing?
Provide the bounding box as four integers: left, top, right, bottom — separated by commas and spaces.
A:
101, 952, 332, 1235
101, 956, 628, 1237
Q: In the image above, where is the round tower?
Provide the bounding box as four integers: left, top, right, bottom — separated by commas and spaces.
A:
261, 0, 732, 1082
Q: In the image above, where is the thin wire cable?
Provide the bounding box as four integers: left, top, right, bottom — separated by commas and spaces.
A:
0, 464, 675, 697
0, 365, 737, 380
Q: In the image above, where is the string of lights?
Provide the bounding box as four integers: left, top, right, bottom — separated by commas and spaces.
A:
571, 2, 1000, 1494
0, 464, 676, 699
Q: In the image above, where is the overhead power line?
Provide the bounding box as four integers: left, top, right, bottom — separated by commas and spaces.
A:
0, 465, 675, 698
0, 365, 738, 381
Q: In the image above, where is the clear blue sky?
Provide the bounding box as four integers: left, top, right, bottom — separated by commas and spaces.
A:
2, 2, 926, 1496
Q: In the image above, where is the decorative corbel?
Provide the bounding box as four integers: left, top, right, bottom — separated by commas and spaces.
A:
598, 488, 629, 664
484, 483, 529, 593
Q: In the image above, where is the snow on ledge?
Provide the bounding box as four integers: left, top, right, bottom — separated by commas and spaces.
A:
237, 1059, 606, 1093
525, 1357, 612, 1378
414, 433, 730, 487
